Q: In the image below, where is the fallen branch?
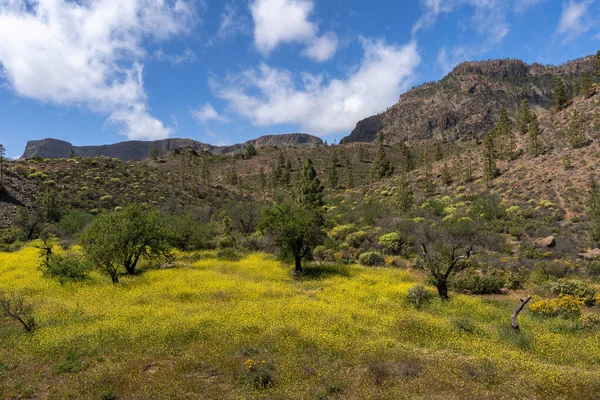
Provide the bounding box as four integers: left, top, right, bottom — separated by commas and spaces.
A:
511, 296, 532, 332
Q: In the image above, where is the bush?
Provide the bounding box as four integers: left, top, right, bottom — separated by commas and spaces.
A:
378, 232, 404, 255
549, 279, 596, 306
581, 313, 600, 328
42, 253, 91, 284
58, 211, 94, 238
451, 268, 506, 294
530, 295, 584, 318
346, 231, 369, 248
406, 284, 435, 309
358, 252, 384, 266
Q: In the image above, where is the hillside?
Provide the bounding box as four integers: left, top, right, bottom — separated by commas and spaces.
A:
342, 56, 597, 144
21, 134, 324, 161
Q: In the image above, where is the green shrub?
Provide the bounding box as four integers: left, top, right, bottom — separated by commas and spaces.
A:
58, 211, 94, 238
406, 284, 435, 309
346, 231, 369, 248
378, 232, 404, 255
42, 253, 91, 284
358, 252, 384, 266
451, 268, 506, 295
549, 279, 596, 306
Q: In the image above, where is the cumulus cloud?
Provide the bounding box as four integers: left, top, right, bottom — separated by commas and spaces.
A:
0, 0, 195, 140
191, 103, 229, 123
249, 0, 337, 61
213, 39, 420, 134
557, 0, 595, 42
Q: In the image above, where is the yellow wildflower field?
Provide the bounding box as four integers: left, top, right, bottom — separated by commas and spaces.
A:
1, 247, 599, 399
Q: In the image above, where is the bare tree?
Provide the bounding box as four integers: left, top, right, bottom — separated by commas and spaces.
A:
0, 292, 36, 333
418, 221, 478, 300
511, 296, 532, 332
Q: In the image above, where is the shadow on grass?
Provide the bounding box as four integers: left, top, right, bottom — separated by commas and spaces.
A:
295, 262, 355, 280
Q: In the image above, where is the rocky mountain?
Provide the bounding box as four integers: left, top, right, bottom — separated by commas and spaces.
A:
21, 134, 323, 161
342, 55, 597, 144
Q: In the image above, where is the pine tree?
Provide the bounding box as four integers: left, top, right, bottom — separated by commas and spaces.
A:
593, 113, 600, 138
396, 173, 413, 213
581, 72, 595, 98
526, 113, 542, 158
68, 147, 75, 159
495, 105, 513, 159
245, 143, 257, 158
225, 165, 238, 186
596, 50, 600, 79
327, 149, 339, 188
200, 156, 210, 185
553, 77, 569, 111
517, 99, 532, 135
440, 162, 452, 185
270, 158, 283, 187
482, 134, 497, 184
399, 142, 415, 173
588, 175, 600, 245
573, 79, 581, 97
567, 110, 586, 149
259, 167, 266, 194
283, 159, 292, 186
347, 167, 355, 188
433, 141, 444, 161
149, 147, 159, 160
298, 159, 324, 210
459, 152, 474, 184
371, 132, 394, 181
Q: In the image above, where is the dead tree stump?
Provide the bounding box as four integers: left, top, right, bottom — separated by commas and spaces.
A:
511, 296, 532, 332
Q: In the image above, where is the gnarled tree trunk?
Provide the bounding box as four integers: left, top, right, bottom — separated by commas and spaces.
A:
511, 296, 532, 332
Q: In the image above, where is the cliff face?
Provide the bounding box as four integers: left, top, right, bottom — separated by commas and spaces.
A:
21, 134, 323, 161
342, 56, 597, 144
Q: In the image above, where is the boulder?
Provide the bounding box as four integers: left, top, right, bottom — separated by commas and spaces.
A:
533, 236, 556, 248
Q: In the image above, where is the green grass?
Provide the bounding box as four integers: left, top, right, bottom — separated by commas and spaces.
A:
1, 247, 600, 399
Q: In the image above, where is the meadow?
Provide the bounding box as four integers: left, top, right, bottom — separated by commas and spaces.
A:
1, 246, 600, 399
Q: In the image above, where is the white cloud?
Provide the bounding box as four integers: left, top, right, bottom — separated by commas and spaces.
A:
557, 0, 595, 42
213, 39, 420, 134
514, 0, 547, 13
154, 48, 197, 65
413, 0, 509, 45
249, 0, 337, 60
302, 32, 339, 62
214, 2, 251, 41
191, 103, 229, 123
0, 0, 196, 140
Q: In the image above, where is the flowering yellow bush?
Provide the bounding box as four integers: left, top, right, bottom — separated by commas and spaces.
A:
530, 295, 584, 318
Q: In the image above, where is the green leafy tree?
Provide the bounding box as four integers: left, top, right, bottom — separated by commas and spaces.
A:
371, 132, 394, 181
567, 110, 586, 149
245, 143, 257, 158
80, 204, 172, 283
482, 134, 497, 183
582, 72, 595, 98
588, 176, 600, 245
526, 113, 542, 158
298, 158, 324, 210
149, 147, 160, 161
517, 99, 532, 135
260, 201, 325, 273
553, 77, 569, 111
39, 187, 61, 222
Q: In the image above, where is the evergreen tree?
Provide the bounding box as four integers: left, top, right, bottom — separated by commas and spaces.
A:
370, 132, 394, 181
495, 105, 514, 159
327, 149, 339, 188
588, 175, 600, 245
433, 141, 444, 161
458, 153, 474, 184
298, 158, 324, 210
0, 144, 4, 190
283, 159, 292, 186
245, 143, 257, 158
581, 72, 595, 98
593, 113, 600, 137
259, 167, 266, 194
68, 147, 74, 159
149, 147, 160, 160
399, 142, 415, 173
358, 145, 366, 163
567, 110, 586, 149
396, 173, 413, 213
596, 50, 600, 79
347, 167, 355, 188
482, 134, 497, 183
270, 156, 283, 187
225, 165, 239, 186
40, 187, 60, 222
553, 77, 569, 110
517, 99, 532, 135
573, 79, 581, 97
200, 156, 210, 185
526, 113, 542, 158
440, 161, 452, 185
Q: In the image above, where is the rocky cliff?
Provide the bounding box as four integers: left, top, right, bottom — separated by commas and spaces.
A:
342, 55, 597, 144
21, 134, 323, 161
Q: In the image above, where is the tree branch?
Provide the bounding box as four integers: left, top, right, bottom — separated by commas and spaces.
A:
511, 296, 532, 332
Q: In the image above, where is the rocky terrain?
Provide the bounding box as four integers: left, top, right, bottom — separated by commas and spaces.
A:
343, 56, 597, 144
21, 134, 323, 161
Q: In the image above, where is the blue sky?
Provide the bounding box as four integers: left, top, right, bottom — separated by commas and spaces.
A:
0, 0, 599, 158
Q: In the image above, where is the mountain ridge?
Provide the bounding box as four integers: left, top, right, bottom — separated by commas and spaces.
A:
21, 134, 324, 161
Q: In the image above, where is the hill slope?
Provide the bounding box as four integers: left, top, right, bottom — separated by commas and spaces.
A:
342, 55, 597, 144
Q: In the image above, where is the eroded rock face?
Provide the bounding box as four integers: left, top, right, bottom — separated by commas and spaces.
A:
21, 134, 324, 161
341, 55, 597, 144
